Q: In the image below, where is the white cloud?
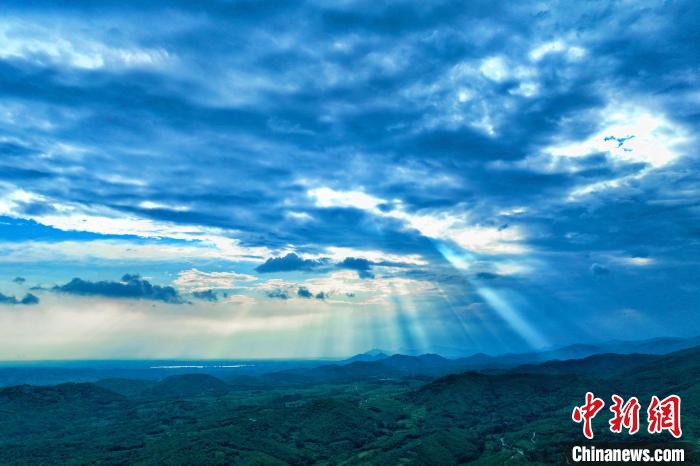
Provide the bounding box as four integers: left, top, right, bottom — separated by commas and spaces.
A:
308, 187, 529, 255
529, 40, 586, 62
546, 106, 688, 168
304, 270, 435, 302
0, 186, 272, 262
567, 46, 586, 60
286, 211, 313, 222
450, 226, 527, 255
0, 20, 170, 70
605, 255, 656, 267
138, 201, 190, 211
308, 187, 383, 210
217, 294, 256, 305
0, 239, 256, 264
174, 269, 257, 292
509, 81, 539, 98
479, 56, 508, 81
457, 88, 472, 102
254, 269, 437, 306
0, 188, 48, 214
322, 247, 427, 265
0, 294, 326, 359
528, 104, 691, 199
529, 41, 567, 61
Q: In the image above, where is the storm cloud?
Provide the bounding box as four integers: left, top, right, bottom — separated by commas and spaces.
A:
337, 257, 375, 279
256, 254, 328, 273
53, 274, 183, 304
0, 292, 39, 305
0, 1, 698, 355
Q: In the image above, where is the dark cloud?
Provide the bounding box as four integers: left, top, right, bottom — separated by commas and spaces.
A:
0, 292, 39, 305
12, 277, 26, 284
474, 272, 500, 280
256, 253, 328, 273
53, 274, 183, 303
20, 293, 39, 305
337, 257, 375, 279
0, 1, 698, 348
297, 286, 313, 298
192, 289, 218, 302
0, 293, 15, 304
266, 289, 289, 300
296, 286, 328, 300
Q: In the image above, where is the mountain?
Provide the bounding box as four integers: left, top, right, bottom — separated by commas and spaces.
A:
454, 352, 494, 365
1, 335, 697, 389
379, 354, 454, 376
599, 335, 700, 355
451, 344, 616, 370
228, 337, 700, 386
0, 382, 125, 407
242, 353, 494, 386
0, 382, 130, 442
397, 344, 700, 464
396, 344, 477, 358
225, 353, 468, 386
621, 344, 700, 390
255, 360, 405, 385
447, 335, 700, 371
140, 374, 230, 398
2, 345, 700, 465
341, 349, 389, 364
509, 352, 660, 376
96, 378, 158, 397
0, 360, 332, 388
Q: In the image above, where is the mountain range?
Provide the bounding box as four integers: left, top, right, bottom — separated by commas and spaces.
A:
1, 334, 699, 388
1, 341, 698, 464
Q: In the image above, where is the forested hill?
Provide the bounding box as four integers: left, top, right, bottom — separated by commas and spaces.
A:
0, 345, 698, 464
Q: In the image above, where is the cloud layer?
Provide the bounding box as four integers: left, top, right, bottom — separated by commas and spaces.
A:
0, 1, 698, 357
53, 274, 183, 304
0, 292, 39, 305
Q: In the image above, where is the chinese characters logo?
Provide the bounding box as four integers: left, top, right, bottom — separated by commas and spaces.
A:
572, 392, 681, 439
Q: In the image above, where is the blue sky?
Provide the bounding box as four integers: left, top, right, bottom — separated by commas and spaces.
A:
0, 1, 698, 359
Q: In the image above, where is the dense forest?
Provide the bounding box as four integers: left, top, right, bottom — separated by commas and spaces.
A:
0, 344, 698, 464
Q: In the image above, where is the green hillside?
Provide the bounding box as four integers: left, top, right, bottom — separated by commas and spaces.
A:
0, 347, 698, 464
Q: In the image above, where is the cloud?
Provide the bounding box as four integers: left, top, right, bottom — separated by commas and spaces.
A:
298, 287, 328, 300
0, 20, 170, 71
257, 279, 332, 302
20, 293, 39, 305
12, 276, 26, 284
591, 263, 610, 276
255, 253, 328, 273
337, 257, 375, 279
266, 289, 289, 300
297, 286, 313, 299
0, 292, 39, 305
192, 289, 218, 302
174, 269, 256, 292
0, 1, 697, 354
53, 274, 183, 303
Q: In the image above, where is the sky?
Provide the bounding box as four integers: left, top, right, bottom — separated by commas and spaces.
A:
0, 1, 698, 359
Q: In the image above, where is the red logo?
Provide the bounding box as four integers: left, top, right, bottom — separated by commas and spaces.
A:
572, 392, 605, 439
609, 395, 641, 435
572, 393, 682, 439
647, 395, 682, 438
